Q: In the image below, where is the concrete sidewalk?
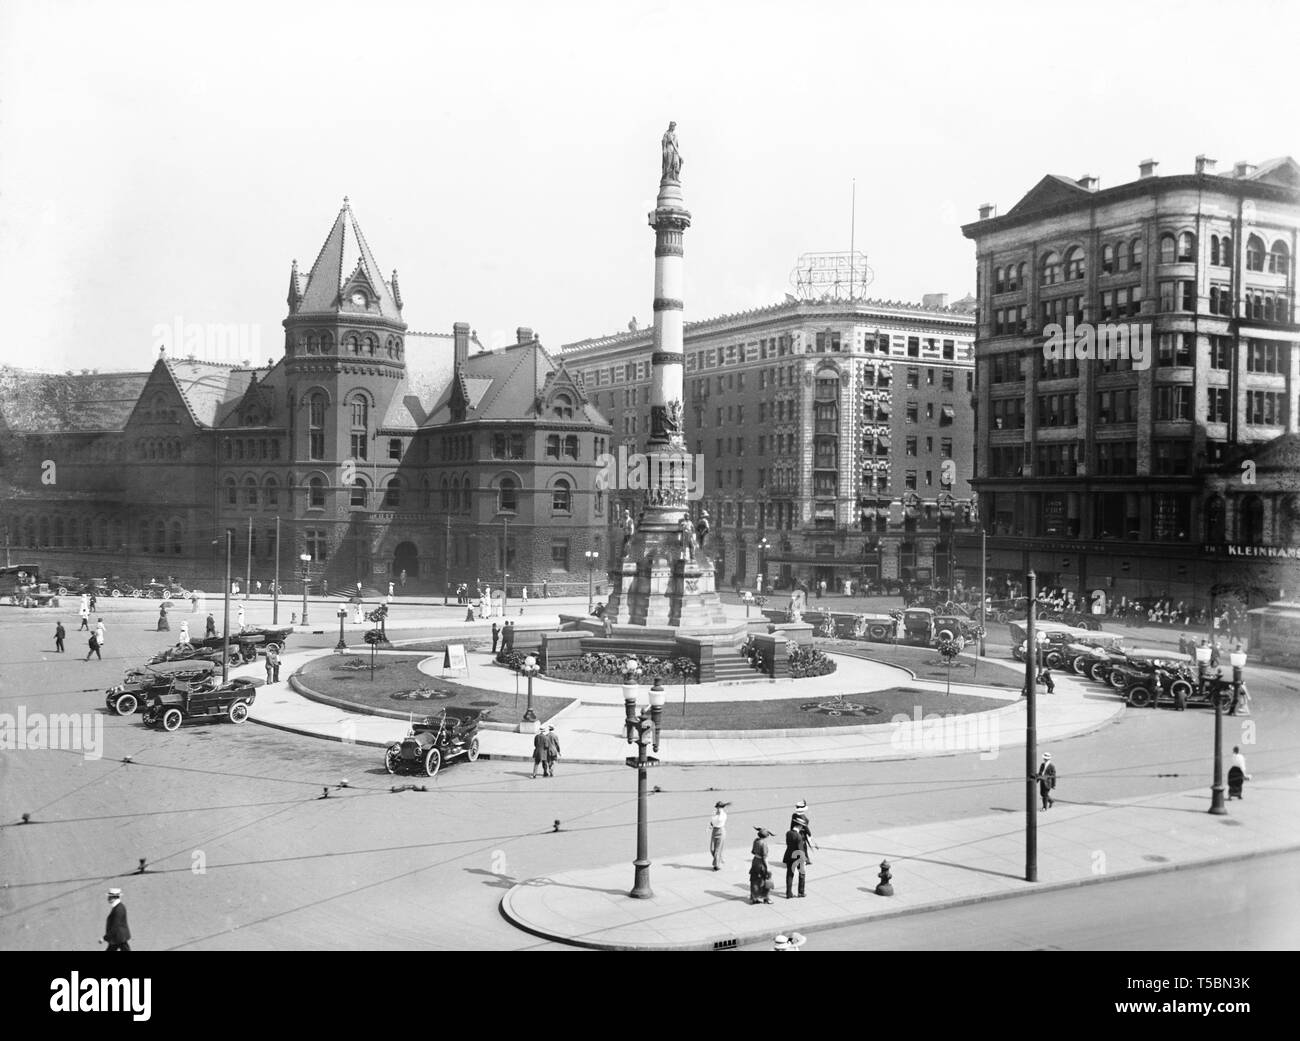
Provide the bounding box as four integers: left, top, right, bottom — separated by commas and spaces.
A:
247, 644, 1125, 764
499, 775, 1300, 950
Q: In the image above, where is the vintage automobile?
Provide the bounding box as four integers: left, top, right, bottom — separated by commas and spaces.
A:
1059, 633, 1126, 677
384, 708, 483, 778
1110, 650, 1198, 706
933, 613, 982, 644
177, 626, 292, 663
106, 576, 141, 598
141, 580, 192, 600
1008, 621, 1089, 663
141, 677, 260, 731
899, 607, 936, 646
147, 640, 248, 666
108, 660, 219, 715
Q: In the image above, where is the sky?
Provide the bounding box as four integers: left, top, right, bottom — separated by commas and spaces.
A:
1, 0, 1297, 373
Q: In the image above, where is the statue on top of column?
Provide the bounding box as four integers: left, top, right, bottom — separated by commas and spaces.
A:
661, 121, 683, 184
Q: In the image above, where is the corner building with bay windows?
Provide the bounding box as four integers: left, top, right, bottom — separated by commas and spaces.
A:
563, 295, 977, 592
960, 156, 1300, 603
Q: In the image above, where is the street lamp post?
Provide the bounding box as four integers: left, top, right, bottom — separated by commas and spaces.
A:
585, 549, 600, 613
518, 653, 540, 734
758, 536, 770, 594
1206, 642, 1230, 815
299, 554, 311, 625
622, 663, 665, 900
335, 606, 347, 652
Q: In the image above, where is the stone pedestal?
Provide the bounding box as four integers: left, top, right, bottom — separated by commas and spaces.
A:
606, 508, 728, 629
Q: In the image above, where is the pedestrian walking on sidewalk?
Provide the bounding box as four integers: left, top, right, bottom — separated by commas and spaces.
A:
95, 619, 105, 651
79, 600, 90, 631
783, 822, 808, 899
708, 801, 729, 870
491, 622, 500, 653
749, 828, 774, 904
531, 730, 549, 779
1228, 746, 1250, 799
54, 621, 66, 653
1035, 752, 1056, 809
236, 603, 246, 630
205, 613, 217, 639
102, 888, 131, 952
264, 645, 281, 684
85, 632, 101, 661
791, 799, 816, 863
544, 725, 561, 776
1038, 666, 1055, 695
157, 603, 170, 631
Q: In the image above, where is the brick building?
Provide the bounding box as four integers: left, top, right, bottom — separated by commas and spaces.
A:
0, 201, 612, 594
562, 295, 977, 592
960, 155, 1300, 604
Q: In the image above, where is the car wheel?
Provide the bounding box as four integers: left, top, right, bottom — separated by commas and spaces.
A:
467, 737, 480, 762
142, 709, 156, 726
994, 611, 1008, 624
162, 708, 183, 731
384, 744, 402, 774
868, 624, 890, 641
110, 588, 121, 597
162, 591, 172, 600
114, 693, 138, 716
424, 748, 441, 778
1109, 673, 1128, 690
1071, 657, 1088, 676
1044, 650, 1063, 669
228, 702, 249, 724
1087, 662, 1105, 683
57, 586, 68, 596
1127, 686, 1153, 708
1170, 679, 1194, 703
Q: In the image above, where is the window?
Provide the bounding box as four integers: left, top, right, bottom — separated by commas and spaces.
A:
308, 392, 325, 459
350, 395, 369, 429
350, 478, 368, 507
380, 478, 401, 509
1210, 336, 1232, 369
940, 437, 953, 459
563, 435, 579, 459
350, 434, 368, 460
304, 529, 328, 563
1246, 235, 1266, 272
550, 539, 570, 571
1130, 238, 1144, 270
388, 438, 402, 460
498, 477, 518, 512
1207, 387, 1230, 423
926, 368, 935, 386
1095, 388, 1137, 423
224, 477, 237, 506
1158, 333, 1192, 366
904, 469, 917, 490
1154, 385, 1192, 421
1178, 232, 1196, 262
906, 402, 918, 423
1041, 251, 1061, 285
907, 337, 920, 358
1247, 340, 1287, 374
1159, 233, 1177, 264
941, 369, 954, 391
1269, 239, 1290, 275
545, 435, 560, 459
244, 477, 258, 506
1094, 441, 1138, 476
552, 394, 575, 419
551, 479, 572, 513
906, 368, 919, 388
1102, 243, 1115, 274
905, 436, 918, 456
1245, 391, 1286, 426
1064, 246, 1085, 280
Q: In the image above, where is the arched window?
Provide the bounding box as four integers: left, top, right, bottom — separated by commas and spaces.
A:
552, 394, 575, 419
563, 434, 579, 459
1040, 251, 1061, 286
154, 520, 166, 555
993, 266, 1004, 293
1220, 235, 1232, 264
450, 477, 460, 512
1159, 233, 1177, 264
350, 477, 368, 508
1102, 243, 1115, 274
244, 477, 258, 505
320, 331, 334, 354
1246, 234, 1266, 272
1177, 232, 1196, 262
364, 336, 377, 356
1016, 261, 1026, 287
308, 392, 325, 459
309, 476, 325, 509
499, 477, 518, 512
551, 479, 572, 513
1239, 496, 1264, 544
440, 477, 449, 510
1063, 245, 1085, 280
265, 476, 279, 506
1210, 235, 1221, 266
349, 394, 369, 430
422, 477, 432, 508
461, 473, 472, 512
344, 334, 359, 354
1130, 238, 1144, 269
171, 521, 183, 555
1270, 239, 1290, 275
225, 477, 238, 506
306, 333, 319, 354
383, 478, 402, 509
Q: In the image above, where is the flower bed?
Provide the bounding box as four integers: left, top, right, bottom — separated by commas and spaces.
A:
502, 649, 701, 685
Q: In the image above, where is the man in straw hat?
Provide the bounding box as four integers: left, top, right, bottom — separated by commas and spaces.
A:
708, 801, 730, 870
103, 887, 131, 951
1035, 752, 1057, 810
749, 827, 774, 904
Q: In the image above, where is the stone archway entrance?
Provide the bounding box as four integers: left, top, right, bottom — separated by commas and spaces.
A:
393, 541, 419, 584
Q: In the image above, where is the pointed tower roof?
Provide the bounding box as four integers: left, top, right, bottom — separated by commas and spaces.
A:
297, 198, 403, 319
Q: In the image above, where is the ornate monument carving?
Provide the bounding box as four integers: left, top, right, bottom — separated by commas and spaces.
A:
661, 121, 683, 183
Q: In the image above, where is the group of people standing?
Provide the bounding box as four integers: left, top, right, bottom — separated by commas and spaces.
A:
740, 799, 817, 904
530, 726, 561, 778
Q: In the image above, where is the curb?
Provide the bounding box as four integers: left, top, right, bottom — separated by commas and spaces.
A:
499, 840, 1300, 951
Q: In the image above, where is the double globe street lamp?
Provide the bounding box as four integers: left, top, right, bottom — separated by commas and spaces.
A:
299, 553, 312, 625
621, 658, 667, 899
519, 653, 541, 734
584, 549, 600, 613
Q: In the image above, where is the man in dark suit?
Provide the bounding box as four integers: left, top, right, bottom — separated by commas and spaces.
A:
54, 622, 66, 653
544, 726, 561, 777
103, 888, 131, 951
783, 824, 808, 899
531, 729, 549, 779
1036, 752, 1057, 810
491, 622, 500, 654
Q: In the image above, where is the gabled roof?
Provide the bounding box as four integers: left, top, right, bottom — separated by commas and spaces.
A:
1244, 156, 1300, 188
295, 199, 402, 320
1005, 174, 1092, 219
377, 332, 459, 431
0, 367, 151, 433
163, 357, 257, 428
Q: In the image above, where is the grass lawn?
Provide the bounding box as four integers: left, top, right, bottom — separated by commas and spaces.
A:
296, 653, 573, 724
818, 639, 1021, 689
665, 686, 1008, 730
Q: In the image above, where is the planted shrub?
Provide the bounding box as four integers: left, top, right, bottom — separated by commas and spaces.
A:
788, 645, 837, 679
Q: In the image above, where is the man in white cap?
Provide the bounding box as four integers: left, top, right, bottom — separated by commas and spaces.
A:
103, 888, 131, 951
1035, 752, 1056, 810
791, 799, 816, 863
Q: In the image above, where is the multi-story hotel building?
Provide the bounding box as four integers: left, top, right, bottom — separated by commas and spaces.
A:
562, 295, 977, 592
961, 156, 1300, 604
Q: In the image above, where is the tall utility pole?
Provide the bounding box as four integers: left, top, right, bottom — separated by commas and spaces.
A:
1025, 568, 1038, 883
979, 527, 987, 657
444, 513, 451, 605
501, 514, 509, 616
245, 516, 252, 599
221, 529, 232, 684
272, 517, 281, 625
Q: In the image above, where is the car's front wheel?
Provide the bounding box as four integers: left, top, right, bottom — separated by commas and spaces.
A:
161, 708, 183, 731
384, 744, 402, 774
467, 737, 480, 762
228, 702, 249, 724
114, 693, 138, 716
1127, 686, 1154, 708
424, 748, 441, 778
111, 588, 122, 598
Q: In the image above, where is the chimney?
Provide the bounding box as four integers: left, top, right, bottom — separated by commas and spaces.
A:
1195, 154, 1217, 175
1138, 158, 1159, 179
978, 203, 996, 220
1234, 160, 1257, 179
922, 293, 949, 309
516, 326, 534, 345
453, 322, 469, 369
1077, 174, 1099, 192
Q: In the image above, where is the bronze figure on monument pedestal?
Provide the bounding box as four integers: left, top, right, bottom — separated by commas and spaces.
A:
661, 121, 683, 183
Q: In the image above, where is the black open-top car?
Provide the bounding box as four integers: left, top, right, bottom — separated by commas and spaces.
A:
384, 708, 483, 778
141, 677, 260, 731
108, 661, 219, 715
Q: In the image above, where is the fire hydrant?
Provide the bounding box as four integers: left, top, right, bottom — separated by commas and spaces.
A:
875, 859, 894, 896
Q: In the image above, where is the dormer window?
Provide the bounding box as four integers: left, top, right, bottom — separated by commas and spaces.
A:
552, 393, 575, 419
